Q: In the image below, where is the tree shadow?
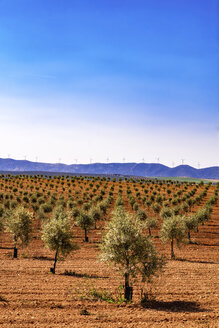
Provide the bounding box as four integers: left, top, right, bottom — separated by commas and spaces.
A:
176, 258, 217, 264
198, 243, 219, 247
0, 295, 8, 303
32, 256, 54, 261
0, 246, 14, 250
141, 300, 207, 313
62, 270, 109, 279
190, 240, 219, 247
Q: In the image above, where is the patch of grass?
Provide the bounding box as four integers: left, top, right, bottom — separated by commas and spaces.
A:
3, 251, 13, 259
21, 252, 28, 258
71, 283, 126, 304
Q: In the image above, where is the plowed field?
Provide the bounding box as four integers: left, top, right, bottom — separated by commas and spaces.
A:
0, 177, 218, 327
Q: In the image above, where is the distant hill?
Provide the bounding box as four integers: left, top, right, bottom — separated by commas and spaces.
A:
0, 158, 219, 179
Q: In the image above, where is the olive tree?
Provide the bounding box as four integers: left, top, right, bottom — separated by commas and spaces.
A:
101, 207, 165, 301
89, 205, 101, 229
42, 207, 78, 273
160, 206, 172, 220
74, 209, 94, 242
145, 217, 158, 237
194, 206, 211, 232
0, 205, 4, 237
135, 208, 147, 221
160, 215, 186, 259
152, 202, 161, 215
181, 202, 189, 214
6, 206, 33, 258
183, 214, 198, 243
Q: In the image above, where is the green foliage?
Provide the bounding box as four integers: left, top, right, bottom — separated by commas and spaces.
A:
152, 203, 161, 214
0, 205, 4, 218
71, 207, 80, 219
11, 200, 18, 209
82, 202, 91, 212
41, 202, 53, 213
194, 206, 211, 229
181, 202, 189, 213
74, 209, 94, 241
135, 209, 147, 221
56, 198, 66, 208
89, 206, 101, 228
6, 206, 33, 249
172, 205, 180, 215
184, 214, 197, 232
42, 207, 78, 272
0, 205, 4, 235
97, 200, 108, 215
160, 215, 186, 259
160, 206, 172, 220
72, 283, 126, 304
183, 214, 198, 242
145, 217, 158, 236
129, 196, 135, 208
115, 195, 124, 207
133, 202, 139, 212
101, 207, 165, 299
4, 200, 11, 210
68, 200, 76, 209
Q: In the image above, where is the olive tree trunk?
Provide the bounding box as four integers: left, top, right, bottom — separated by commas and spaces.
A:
51, 249, 58, 274
13, 236, 18, 258
124, 260, 133, 301
84, 228, 88, 242
188, 230, 191, 243
124, 272, 133, 301
171, 238, 175, 259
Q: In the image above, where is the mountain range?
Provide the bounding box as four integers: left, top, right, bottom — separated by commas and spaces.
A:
0, 158, 219, 179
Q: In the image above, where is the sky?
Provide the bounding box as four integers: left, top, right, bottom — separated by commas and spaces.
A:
0, 0, 218, 168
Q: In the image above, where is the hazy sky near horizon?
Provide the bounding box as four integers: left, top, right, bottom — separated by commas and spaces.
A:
0, 0, 218, 167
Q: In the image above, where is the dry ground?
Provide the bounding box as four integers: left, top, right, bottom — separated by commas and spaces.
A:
0, 182, 218, 327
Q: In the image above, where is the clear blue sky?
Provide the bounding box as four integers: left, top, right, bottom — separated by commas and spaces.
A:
0, 0, 218, 167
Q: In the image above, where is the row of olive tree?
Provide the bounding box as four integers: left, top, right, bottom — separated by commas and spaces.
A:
1, 204, 166, 301
160, 204, 213, 259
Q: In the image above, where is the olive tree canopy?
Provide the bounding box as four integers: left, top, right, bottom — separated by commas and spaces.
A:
101, 207, 165, 301
6, 206, 33, 258
160, 215, 186, 259
42, 207, 78, 273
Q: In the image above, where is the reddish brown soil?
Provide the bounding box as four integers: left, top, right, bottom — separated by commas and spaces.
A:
0, 179, 218, 327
